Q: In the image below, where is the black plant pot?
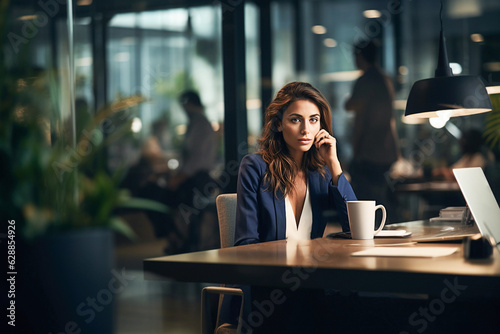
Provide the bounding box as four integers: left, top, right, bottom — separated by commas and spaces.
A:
15, 228, 115, 334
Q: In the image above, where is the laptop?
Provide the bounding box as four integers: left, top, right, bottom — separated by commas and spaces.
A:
412, 167, 500, 244
453, 167, 500, 245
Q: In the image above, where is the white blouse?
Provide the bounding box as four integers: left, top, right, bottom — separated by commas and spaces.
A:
285, 183, 313, 241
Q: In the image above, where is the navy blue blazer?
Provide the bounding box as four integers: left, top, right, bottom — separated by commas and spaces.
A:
234, 154, 357, 246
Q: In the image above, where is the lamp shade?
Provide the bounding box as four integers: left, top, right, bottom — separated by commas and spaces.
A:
405, 75, 493, 118
405, 1, 493, 119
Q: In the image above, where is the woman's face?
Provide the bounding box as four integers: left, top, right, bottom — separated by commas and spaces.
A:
278, 99, 321, 157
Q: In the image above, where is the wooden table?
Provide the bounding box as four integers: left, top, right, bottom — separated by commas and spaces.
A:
144, 221, 500, 300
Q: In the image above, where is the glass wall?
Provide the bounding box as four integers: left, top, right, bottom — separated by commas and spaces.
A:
267, 0, 499, 173
245, 2, 262, 149
74, 17, 94, 113
4, 0, 499, 226
271, 1, 296, 88
106, 5, 225, 172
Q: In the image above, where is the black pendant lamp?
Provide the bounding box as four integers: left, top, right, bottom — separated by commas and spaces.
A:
405, 1, 492, 119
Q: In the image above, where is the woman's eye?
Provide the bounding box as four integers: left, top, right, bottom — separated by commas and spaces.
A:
291, 118, 300, 123
310, 118, 319, 123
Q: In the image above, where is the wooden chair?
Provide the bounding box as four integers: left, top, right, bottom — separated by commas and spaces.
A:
201, 194, 244, 334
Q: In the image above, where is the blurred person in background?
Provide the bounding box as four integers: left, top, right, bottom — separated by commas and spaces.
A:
121, 91, 218, 253
344, 39, 400, 223
167, 90, 217, 193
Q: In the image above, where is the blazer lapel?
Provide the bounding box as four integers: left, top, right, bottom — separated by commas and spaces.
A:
308, 171, 322, 238
273, 189, 286, 240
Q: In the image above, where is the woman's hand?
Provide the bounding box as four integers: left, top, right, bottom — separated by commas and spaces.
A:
314, 129, 343, 185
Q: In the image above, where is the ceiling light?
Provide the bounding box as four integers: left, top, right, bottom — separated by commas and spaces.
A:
323, 38, 337, 48
320, 70, 362, 82
449, 62, 462, 75
77, 0, 93, 5
312, 25, 327, 35
429, 116, 449, 129
429, 111, 452, 128
18, 15, 38, 21
131, 117, 142, 133
447, 0, 481, 19
405, 1, 492, 119
470, 33, 484, 43
398, 66, 409, 76
76, 57, 93, 67
363, 10, 381, 19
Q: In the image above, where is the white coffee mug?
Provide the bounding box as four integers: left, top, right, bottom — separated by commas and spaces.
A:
347, 201, 386, 240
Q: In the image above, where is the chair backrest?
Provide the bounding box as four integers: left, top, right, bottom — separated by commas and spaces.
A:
211, 193, 244, 334
215, 193, 237, 248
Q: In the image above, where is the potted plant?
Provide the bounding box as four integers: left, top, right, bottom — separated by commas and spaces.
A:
484, 92, 500, 199
0, 63, 167, 333
484, 93, 500, 157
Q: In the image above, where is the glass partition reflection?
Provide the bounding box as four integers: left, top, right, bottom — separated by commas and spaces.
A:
106, 5, 224, 173
4, 0, 499, 232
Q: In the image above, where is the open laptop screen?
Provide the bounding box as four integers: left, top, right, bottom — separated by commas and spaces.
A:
453, 167, 500, 246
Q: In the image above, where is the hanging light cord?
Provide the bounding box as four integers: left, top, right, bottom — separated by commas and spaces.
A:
435, 0, 452, 77
439, 0, 444, 35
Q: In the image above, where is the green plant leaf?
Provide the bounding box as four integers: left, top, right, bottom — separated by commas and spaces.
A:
118, 197, 170, 214
484, 94, 500, 155
108, 217, 137, 241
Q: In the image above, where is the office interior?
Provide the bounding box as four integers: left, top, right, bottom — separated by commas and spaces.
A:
2, 0, 500, 333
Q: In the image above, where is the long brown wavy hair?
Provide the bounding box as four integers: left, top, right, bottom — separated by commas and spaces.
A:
258, 81, 333, 198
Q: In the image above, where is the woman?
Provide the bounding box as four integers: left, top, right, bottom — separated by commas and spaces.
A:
222, 82, 357, 333
235, 81, 356, 246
